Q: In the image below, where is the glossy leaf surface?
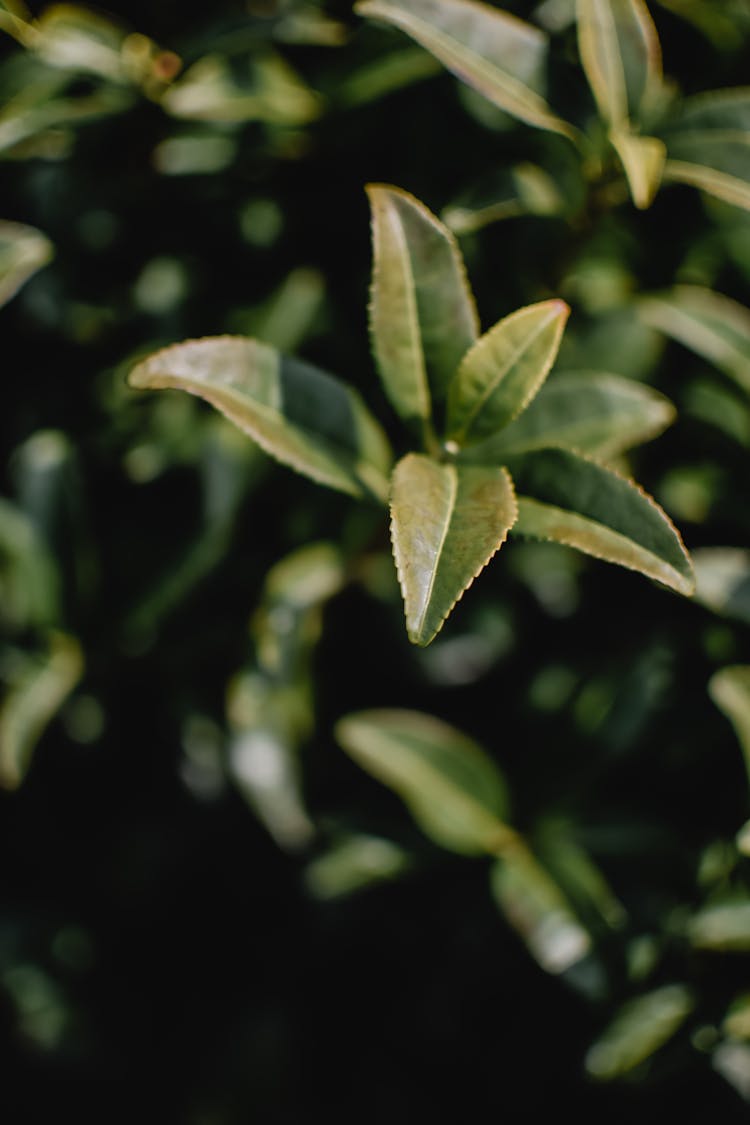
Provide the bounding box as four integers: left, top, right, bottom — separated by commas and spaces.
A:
128, 336, 393, 502
357, 0, 575, 137
335, 708, 512, 855
508, 448, 694, 594
446, 299, 569, 443
639, 285, 750, 393
460, 371, 674, 461
367, 183, 478, 426
390, 453, 517, 645
576, 0, 662, 125
0, 220, 53, 308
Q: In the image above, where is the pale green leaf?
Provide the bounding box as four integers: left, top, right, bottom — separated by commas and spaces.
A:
163, 53, 320, 125
693, 548, 750, 624
304, 833, 411, 899
367, 184, 478, 429
507, 448, 694, 595
446, 300, 569, 444
688, 896, 750, 952
576, 0, 663, 126
29, 4, 128, 82
585, 984, 694, 1078
459, 371, 674, 461
0, 632, 83, 789
610, 129, 666, 208
709, 665, 750, 783
0, 220, 53, 308
659, 88, 750, 212
335, 708, 513, 855
356, 0, 576, 138
490, 850, 592, 973
638, 285, 750, 392
128, 336, 393, 502
390, 453, 517, 645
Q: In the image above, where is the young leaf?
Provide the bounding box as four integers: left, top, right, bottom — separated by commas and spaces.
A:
356, 0, 576, 139
576, 0, 663, 126
610, 129, 666, 208
709, 665, 750, 783
446, 300, 569, 444
638, 285, 750, 393
128, 336, 393, 502
659, 88, 750, 212
459, 371, 675, 461
585, 984, 694, 1079
334, 708, 513, 855
490, 850, 592, 974
0, 220, 53, 308
390, 453, 517, 645
507, 448, 694, 595
367, 184, 478, 430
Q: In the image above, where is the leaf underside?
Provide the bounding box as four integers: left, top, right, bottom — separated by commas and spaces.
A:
507, 447, 694, 595
128, 336, 394, 502
390, 453, 517, 645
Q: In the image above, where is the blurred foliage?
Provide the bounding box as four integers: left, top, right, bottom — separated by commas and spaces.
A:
2, 0, 750, 1120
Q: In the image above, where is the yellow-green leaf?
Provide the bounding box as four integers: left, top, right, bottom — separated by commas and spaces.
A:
356, 0, 576, 138
367, 183, 478, 429
638, 285, 750, 392
0, 220, 53, 308
576, 0, 663, 126
508, 448, 694, 595
610, 129, 666, 208
128, 336, 393, 502
585, 984, 694, 1079
390, 453, 517, 645
460, 371, 674, 461
446, 300, 569, 444
335, 708, 512, 855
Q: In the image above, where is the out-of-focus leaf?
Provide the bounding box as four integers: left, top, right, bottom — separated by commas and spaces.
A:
659, 89, 750, 213
709, 665, 750, 781
724, 994, 750, 1041
693, 548, 750, 624
585, 984, 694, 1078
163, 52, 319, 125
0, 0, 29, 40
367, 184, 478, 430
638, 285, 750, 393
356, 0, 576, 139
713, 1041, 750, 1102
443, 162, 566, 233
128, 336, 393, 502
335, 708, 513, 855
390, 453, 517, 645
507, 448, 695, 595
30, 4, 128, 82
0, 220, 53, 307
490, 849, 592, 973
610, 129, 666, 208
0, 498, 60, 629
446, 300, 569, 444
654, 0, 750, 49
536, 819, 626, 930
576, 0, 663, 126
0, 633, 83, 789
689, 896, 750, 952
304, 833, 411, 899
230, 267, 326, 353
459, 371, 674, 461
337, 46, 441, 106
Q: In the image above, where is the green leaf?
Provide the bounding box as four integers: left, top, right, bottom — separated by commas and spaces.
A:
128, 336, 393, 502
693, 548, 750, 625
576, 0, 663, 126
367, 183, 478, 431
304, 833, 411, 900
688, 895, 750, 952
163, 52, 320, 125
585, 984, 694, 1079
390, 453, 517, 645
610, 129, 666, 208
490, 850, 593, 973
709, 665, 750, 783
334, 708, 512, 855
0, 220, 53, 308
507, 448, 694, 595
356, 0, 576, 139
659, 89, 750, 212
638, 285, 750, 393
446, 300, 569, 444
442, 162, 566, 234
0, 632, 83, 789
459, 371, 675, 461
